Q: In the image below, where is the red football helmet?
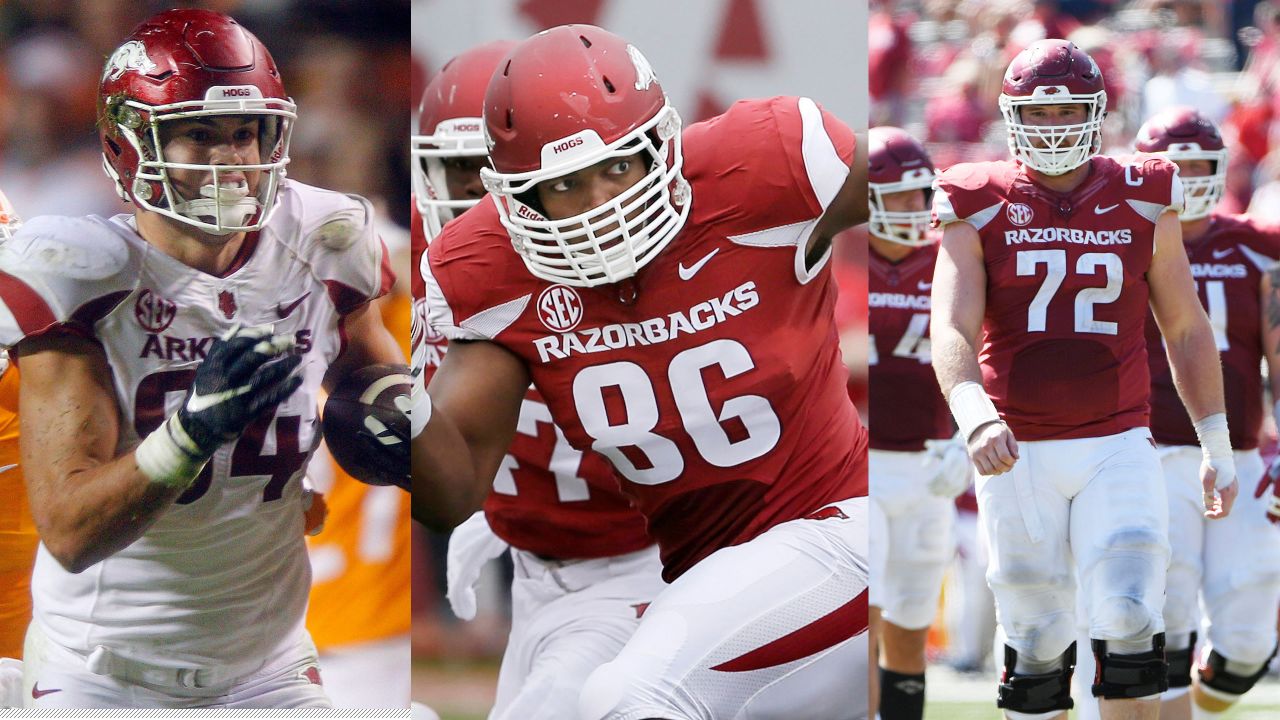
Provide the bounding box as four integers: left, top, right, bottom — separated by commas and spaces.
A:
479, 25, 690, 288
868, 127, 935, 246
1135, 106, 1226, 220
999, 39, 1107, 176
412, 41, 517, 241
97, 9, 295, 235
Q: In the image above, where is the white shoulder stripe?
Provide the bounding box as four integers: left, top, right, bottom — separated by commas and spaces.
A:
461, 294, 531, 339
968, 201, 1004, 231
1239, 243, 1277, 273
798, 97, 848, 210
1125, 199, 1166, 224
727, 218, 813, 248
422, 255, 484, 341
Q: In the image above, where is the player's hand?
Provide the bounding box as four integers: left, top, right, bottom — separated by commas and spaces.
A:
445, 511, 510, 621
1254, 459, 1280, 525
967, 421, 1019, 476
1201, 457, 1237, 519
923, 434, 973, 498
177, 324, 303, 457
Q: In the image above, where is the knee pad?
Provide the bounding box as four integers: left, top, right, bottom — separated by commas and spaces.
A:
1166, 631, 1196, 689
1090, 633, 1168, 699
996, 643, 1075, 714
1091, 594, 1159, 640
1197, 645, 1278, 698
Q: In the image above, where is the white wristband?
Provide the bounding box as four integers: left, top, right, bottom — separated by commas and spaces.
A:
948, 381, 1003, 442
411, 371, 432, 439
1193, 412, 1234, 490
135, 414, 209, 490
1193, 413, 1232, 459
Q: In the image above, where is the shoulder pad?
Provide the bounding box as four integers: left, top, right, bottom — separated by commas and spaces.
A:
270, 180, 390, 313
0, 215, 139, 347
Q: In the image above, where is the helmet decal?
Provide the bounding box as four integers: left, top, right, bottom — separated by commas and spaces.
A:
103, 40, 156, 82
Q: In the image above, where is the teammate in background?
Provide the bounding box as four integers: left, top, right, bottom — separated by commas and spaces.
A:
930, 39, 1235, 720
866, 126, 968, 720
0, 10, 400, 707
411, 42, 665, 719
307, 281, 413, 709
0, 194, 33, 708
1130, 107, 1280, 720
415, 25, 869, 718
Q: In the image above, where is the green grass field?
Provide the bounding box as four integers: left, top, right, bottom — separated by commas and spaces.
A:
925, 703, 1280, 720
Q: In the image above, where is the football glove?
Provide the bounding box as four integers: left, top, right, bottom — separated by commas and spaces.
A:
923, 433, 973, 498
136, 325, 302, 488
445, 511, 510, 621
1255, 459, 1280, 525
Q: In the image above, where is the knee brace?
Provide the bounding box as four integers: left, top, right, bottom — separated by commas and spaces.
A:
996, 643, 1075, 714
1197, 644, 1278, 698
1166, 631, 1196, 689
1090, 633, 1168, 699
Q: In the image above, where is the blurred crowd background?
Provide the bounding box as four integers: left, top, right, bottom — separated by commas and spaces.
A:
872, 0, 1280, 219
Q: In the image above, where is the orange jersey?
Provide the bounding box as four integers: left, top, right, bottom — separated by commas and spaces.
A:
0, 365, 37, 658
306, 292, 411, 649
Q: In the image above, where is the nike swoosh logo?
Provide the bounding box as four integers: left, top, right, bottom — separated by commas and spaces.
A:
1212, 248, 1234, 259
1094, 204, 1119, 214
678, 249, 720, 280
276, 292, 311, 319
0, 463, 16, 474
918, 281, 932, 291
31, 683, 62, 699
185, 385, 253, 413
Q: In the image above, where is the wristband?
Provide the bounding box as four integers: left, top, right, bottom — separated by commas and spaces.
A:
135, 414, 210, 489
411, 371, 432, 439
948, 381, 1003, 442
1193, 412, 1234, 490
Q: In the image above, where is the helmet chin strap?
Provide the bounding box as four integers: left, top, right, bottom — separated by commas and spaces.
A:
174, 180, 260, 233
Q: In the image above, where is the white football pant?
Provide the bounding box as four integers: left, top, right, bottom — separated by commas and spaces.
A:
317, 634, 410, 709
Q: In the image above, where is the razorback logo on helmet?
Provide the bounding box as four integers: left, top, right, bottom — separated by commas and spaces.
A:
537, 285, 584, 332
134, 289, 177, 333
627, 44, 658, 90
102, 40, 156, 82
1007, 203, 1034, 226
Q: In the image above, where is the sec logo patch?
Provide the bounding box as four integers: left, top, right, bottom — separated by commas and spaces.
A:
537, 285, 584, 332
1007, 203, 1034, 227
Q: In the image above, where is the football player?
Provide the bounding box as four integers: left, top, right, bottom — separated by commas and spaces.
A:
0, 9, 401, 708
413, 24, 870, 719
930, 40, 1236, 720
1133, 107, 1280, 720
866, 126, 967, 720
410, 41, 666, 719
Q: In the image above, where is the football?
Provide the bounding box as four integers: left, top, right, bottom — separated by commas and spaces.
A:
321, 363, 412, 490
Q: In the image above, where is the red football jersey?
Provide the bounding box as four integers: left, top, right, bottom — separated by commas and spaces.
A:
412, 200, 651, 559
933, 156, 1182, 441
1146, 213, 1280, 449
868, 243, 953, 450
425, 97, 866, 581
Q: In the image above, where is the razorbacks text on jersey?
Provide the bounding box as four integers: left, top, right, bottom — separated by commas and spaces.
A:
1146, 214, 1280, 449
868, 243, 952, 449
411, 202, 651, 559
0, 179, 392, 667
425, 96, 868, 581
933, 155, 1183, 440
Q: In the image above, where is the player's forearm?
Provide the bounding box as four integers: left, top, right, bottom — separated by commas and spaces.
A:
1165, 319, 1227, 423
29, 453, 185, 573
411, 408, 488, 531
929, 322, 985, 398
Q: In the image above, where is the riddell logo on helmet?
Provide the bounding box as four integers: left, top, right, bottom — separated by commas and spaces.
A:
552, 137, 585, 154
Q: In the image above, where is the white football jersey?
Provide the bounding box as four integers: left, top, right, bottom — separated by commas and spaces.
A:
0, 179, 391, 668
